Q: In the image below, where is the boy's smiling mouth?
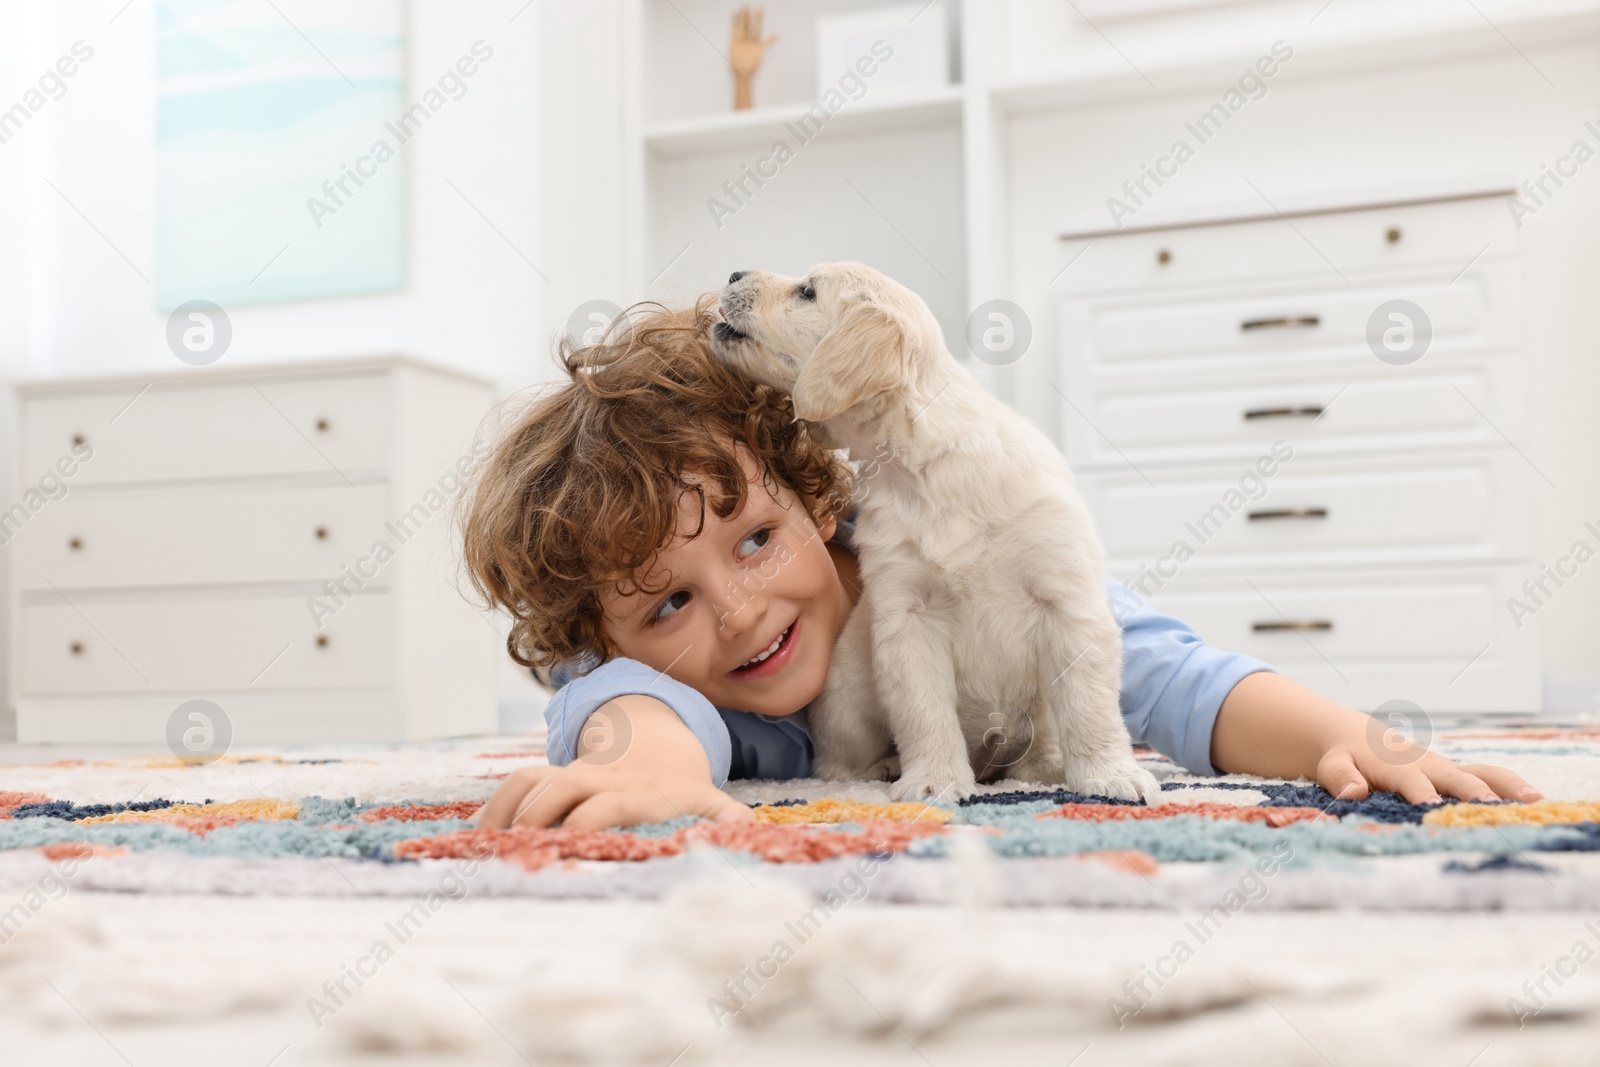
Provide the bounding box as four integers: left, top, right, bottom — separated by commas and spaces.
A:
728, 618, 799, 679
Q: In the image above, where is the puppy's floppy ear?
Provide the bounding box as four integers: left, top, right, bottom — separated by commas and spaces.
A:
791, 301, 910, 423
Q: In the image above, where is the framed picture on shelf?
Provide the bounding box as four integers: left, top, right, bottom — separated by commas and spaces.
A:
815, 2, 949, 102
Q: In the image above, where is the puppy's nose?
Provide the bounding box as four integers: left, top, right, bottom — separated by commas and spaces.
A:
728, 271, 747, 284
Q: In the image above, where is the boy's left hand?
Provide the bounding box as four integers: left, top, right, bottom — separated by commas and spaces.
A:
1212, 671, 1544, 805
1315, 723, 1541, 804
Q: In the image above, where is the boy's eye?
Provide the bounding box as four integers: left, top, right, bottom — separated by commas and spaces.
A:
650, 590, 691, 623
738, 526, 773, 557
647, 527, 776, 623
797, 283, 816, 301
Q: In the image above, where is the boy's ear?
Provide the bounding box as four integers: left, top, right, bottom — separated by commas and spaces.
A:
802, 494, 838, 542
791, 302, 909, 423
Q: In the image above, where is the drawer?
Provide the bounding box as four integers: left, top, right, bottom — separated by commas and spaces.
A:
1061, 261, 1516, 374
18, 591, 392, 694
22, 372, 390, 486
13, 483, 392, 590
1123, 566, 1540, 712
1056, 193, 1517, 295
1084, 450, 1534, 573
1061, 353, 1527, 467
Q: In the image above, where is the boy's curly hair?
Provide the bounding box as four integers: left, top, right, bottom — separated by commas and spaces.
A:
460, 296, 853, 676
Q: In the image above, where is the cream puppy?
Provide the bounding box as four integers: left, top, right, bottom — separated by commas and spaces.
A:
710, 263, 1159, 803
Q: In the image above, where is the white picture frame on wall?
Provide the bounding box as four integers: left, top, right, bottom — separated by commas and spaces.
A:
815, 2, 949, 102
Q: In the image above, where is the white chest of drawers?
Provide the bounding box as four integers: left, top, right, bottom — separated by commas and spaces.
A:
1056, 192, 1542, 713
7, 356, 499, 744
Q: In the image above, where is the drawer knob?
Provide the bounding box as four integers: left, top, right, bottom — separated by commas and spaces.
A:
72, 434, 86, 447
1386, 227, 1402, 244
68, 537, 83, 550
1241, 316, 1320, 331
1156, 248, 1172, 265
316, 634, 330, 648
1247, 508, 1329, 521
315, 418, 330, 432
315, 526, 328, 540
1252, 620, 1333, 633
69, 641, 84, 655
1243, 405, 1324, 420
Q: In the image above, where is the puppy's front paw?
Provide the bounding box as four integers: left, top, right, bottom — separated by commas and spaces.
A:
889, 773, 975, 803
1064, 756, 1162, 805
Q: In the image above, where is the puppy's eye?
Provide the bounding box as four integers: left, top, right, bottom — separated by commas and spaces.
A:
797, 283, 817, 301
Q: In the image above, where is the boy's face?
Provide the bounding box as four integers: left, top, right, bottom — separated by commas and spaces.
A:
598, 451, 846, 717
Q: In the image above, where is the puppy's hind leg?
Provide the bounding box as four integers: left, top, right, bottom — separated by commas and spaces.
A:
809, 605, 895, 781
1042, 609, 1160, 804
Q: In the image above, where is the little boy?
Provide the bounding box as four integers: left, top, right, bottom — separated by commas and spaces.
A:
465, 300, 1538, 831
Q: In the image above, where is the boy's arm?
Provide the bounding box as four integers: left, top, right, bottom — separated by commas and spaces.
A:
477, 694, 754, 829
545, 656, 734, 784
1107, 576, 1541, 802
1210, 671, 1540, 803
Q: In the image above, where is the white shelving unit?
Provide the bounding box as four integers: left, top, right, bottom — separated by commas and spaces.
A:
618, 0, 980, 380
553, 0, 1600, 713
610, 0, 1600, 397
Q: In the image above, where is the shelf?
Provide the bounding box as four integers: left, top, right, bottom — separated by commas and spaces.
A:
989, 1, 1600, 115
1054, 178, 1518, 241
643, 85, 964, 158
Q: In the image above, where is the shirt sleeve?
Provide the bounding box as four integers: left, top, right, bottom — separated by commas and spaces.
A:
1108, 575, 1277, 775
720, 709, 815, 780
544, 657, 735, 787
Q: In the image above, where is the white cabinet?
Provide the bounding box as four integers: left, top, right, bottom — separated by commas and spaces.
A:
1059, 194, 1542, 712
8, 357, 498, 744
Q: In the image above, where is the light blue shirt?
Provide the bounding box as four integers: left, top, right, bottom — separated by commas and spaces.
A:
542, 516, 1275, 786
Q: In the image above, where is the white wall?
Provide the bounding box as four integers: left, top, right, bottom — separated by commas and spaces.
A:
3, 0, 543, 383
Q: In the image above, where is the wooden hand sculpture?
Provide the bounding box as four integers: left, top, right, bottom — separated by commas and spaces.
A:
729, 6, 776, 111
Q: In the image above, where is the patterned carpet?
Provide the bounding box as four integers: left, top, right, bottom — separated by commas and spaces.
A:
2, 723, 1599, 910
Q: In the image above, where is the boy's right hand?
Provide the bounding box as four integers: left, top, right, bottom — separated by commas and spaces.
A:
474, 693, 755, 831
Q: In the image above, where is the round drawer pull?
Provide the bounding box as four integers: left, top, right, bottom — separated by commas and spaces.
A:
315, 418, 330, 432
68, 537, 83, 551
72, 434, 86, 447
69, 641, 84, 655
316, 634, 330, 648
1386, 227, 1402, 244
315, 526, 329, 540
1156, 248, 1172, 265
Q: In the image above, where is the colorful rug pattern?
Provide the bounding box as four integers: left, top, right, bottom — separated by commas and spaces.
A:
2, 724, 1598, 909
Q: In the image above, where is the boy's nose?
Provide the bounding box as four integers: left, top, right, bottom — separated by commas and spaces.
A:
728, 271, 747, 284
